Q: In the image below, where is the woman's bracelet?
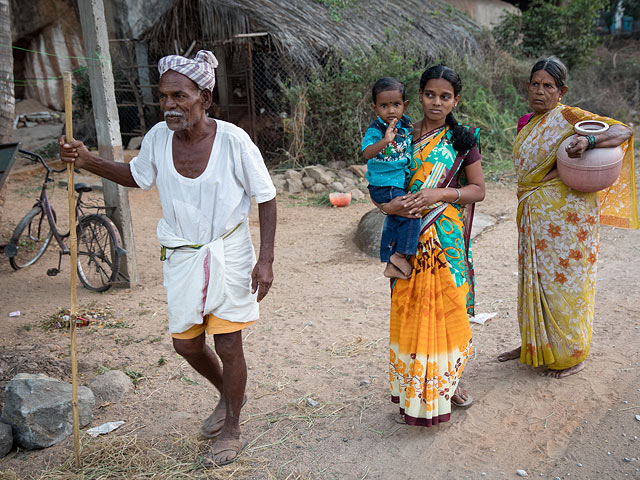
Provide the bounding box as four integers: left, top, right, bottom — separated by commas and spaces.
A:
452, 188, 461, 204
379, 203, 388, 215
585, 134, 597, 150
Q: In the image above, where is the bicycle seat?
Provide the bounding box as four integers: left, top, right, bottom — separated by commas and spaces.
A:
74, 183, 92, 193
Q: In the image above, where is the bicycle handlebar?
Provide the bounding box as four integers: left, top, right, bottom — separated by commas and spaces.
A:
19, 149, 72, 174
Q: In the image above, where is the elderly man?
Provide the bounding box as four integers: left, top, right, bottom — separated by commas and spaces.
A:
59, 50, 276, 466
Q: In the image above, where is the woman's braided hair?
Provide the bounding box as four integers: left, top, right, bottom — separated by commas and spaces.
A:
419, 65, 476, 153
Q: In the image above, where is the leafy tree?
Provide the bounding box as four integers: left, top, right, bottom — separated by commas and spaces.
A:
494, 0, 607, 68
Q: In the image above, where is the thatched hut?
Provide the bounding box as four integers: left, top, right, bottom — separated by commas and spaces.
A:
136, 0, 481, 159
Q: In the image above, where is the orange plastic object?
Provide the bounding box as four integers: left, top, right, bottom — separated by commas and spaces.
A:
329, 192, 352, 207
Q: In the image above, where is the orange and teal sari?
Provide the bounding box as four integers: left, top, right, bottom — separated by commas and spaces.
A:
514, 103, 637, 370
389, 126, 479, 426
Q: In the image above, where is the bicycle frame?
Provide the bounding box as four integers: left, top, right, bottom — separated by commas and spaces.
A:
16, 150, 116, 267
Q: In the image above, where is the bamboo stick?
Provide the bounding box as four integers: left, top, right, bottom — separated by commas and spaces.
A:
63, 71, 81, 468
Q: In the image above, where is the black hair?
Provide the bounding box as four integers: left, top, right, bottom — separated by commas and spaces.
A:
371, 77, 406, 104
529, 56, 568, 88
419, 65, 476, 153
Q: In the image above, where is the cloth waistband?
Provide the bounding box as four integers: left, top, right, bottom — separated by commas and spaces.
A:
160, 222, 243, 261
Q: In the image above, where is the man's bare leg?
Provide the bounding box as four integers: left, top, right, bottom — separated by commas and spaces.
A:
207, 331, 247, 465
497, 346, 521, 362
172, 333, 227, 436
542, 362, 585, 379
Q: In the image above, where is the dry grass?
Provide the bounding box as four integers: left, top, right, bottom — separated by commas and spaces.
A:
328, 336, 384, 358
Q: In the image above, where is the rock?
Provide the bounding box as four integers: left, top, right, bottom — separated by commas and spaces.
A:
272, 174, 286, 193
348, 164, 368, 178
127, 136, 143, 150
304, 165, 333, 185
24, 121, 38, 128
0, 422, 12, 458
88, 370, 133, 404
285, 178, 303, 194
1, 373, 94, 450
354, 208, 385, 258
327, 160, 346, 170
516, 470, 528, 477
311, 183, 327, 194
302, 176, 316, 189
284, 169, 303, 181
329, 181, 345, 193
470, 212, 497, 240
350, 188, 365, 201
337, 169, 356, 182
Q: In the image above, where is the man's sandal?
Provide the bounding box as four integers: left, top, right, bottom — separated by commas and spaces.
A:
200, 395, 248, 439
203, 437, 247, 467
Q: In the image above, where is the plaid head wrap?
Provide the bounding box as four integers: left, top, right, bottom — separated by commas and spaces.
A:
158, 50, 219, 91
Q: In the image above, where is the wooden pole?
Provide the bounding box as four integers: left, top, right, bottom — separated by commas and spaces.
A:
78, 0, 138, 287
63, 71, 81, 468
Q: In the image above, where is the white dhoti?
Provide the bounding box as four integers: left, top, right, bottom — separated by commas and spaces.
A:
158, 219, 258, 334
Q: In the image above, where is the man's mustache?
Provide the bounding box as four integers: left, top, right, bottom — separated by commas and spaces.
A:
164, 110, 185, 119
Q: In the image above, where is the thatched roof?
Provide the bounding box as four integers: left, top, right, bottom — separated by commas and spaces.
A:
143, 0, 480, 67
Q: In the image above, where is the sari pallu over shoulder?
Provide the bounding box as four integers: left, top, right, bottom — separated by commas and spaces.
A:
388, 126, 478, 427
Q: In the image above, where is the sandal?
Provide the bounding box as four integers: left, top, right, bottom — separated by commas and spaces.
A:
451, 386, 473, 408
200, 395, 248, 439
203, 436, 247, 467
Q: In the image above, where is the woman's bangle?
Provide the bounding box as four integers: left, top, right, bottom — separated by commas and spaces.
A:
452, 188, 461, 204
586, 134, 597, 150
379, 203, 388, 215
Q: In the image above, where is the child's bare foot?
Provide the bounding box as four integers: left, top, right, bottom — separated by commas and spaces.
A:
389, 252, 412, 277
384, 262, 410, 280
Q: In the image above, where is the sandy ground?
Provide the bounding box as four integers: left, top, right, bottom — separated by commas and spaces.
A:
0, 158, 639, 480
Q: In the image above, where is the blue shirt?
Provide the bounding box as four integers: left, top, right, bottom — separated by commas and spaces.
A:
361, 115, 413, 188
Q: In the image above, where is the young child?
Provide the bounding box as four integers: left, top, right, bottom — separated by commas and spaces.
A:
362, 77, 420, 280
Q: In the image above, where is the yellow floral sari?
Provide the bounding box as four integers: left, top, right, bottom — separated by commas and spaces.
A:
389, 127, 477, 426
514, 103, 637, 370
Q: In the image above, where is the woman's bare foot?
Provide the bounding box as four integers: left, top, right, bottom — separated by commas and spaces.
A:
384, 262, 410, 280
389, 252, 412, 277
542, 362, 585, 379
497, 346, 521, 362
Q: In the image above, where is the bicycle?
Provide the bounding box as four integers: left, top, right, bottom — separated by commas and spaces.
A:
4, 148, 127, 292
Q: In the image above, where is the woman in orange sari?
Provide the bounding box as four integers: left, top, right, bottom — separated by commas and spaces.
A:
378, 65, 486, 426
498, 57, 637, 377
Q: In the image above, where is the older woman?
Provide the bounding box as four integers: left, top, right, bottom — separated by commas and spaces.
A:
498, 56, 638, 378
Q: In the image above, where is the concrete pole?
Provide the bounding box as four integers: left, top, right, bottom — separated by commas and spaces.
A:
77, 0, 138, 286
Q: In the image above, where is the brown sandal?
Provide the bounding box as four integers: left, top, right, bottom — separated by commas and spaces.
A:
203, 437, 247, 467
200, 395, 248, 439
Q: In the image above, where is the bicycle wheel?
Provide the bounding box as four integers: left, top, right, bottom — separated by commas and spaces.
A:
76, 214, 122, 292
9, 206, 55, 270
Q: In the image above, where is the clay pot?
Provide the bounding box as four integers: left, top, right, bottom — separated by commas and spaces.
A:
557, 130, 623, 193
329, 192, 352, 207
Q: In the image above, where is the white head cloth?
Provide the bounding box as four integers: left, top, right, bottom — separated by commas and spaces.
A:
158, 50, 219, 91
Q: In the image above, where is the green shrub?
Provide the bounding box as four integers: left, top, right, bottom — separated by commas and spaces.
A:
494, 0, 607, 68
284, 38, 529, 177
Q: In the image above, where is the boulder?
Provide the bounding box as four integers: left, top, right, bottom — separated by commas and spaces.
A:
348, 164, 368, 178
127, 136, 143, 150
304, 165, 334, 185
311, 183, 327, 194
302, 176, 316, 189
284, 169, 303, 181
350, 188, 365, 201
285, 178, 303, 194
271, 174, 286, 193
337, 169, 356, 182
329, 181, 345, 193
88, 370, 133, 404
354, 208, 385, 258
1, 373, 94, 450
0, 422, 12, 458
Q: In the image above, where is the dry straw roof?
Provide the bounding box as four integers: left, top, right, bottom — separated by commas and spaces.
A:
144, 0, 480, 66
